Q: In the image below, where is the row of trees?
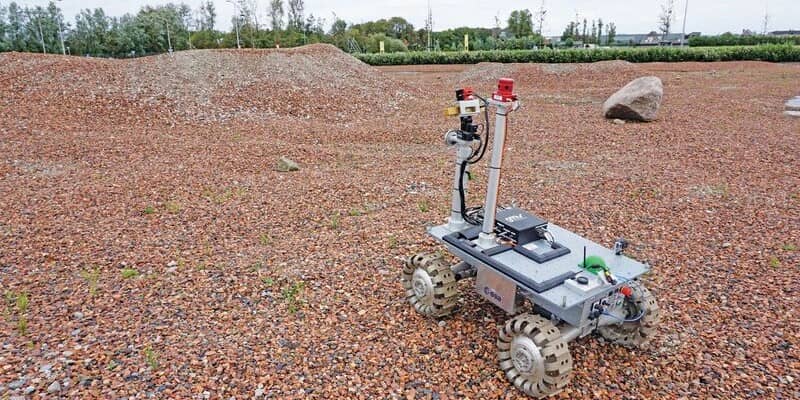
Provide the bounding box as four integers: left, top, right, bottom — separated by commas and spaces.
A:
0, 1, 558, 57
561, 17, 617, 45
0, 0, 328, 56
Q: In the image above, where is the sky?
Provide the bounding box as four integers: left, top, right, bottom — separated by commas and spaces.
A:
19, 0, 800, 36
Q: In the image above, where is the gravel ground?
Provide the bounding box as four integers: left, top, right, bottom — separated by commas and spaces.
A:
1, 46, 799, 399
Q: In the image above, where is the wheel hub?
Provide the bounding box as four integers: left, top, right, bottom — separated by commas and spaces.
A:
510, 335, 545, 380
411, 268, 434, 305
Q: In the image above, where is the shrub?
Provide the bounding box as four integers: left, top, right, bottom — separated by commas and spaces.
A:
689, 34, 800, 47
355, 45, 800, 66
365, 34, 407, 53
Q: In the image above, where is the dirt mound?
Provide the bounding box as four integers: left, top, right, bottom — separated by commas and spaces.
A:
529, 60, 639, 77
456, 62, 515, 84
127, 44, 416, 122
1, 44, 416, 125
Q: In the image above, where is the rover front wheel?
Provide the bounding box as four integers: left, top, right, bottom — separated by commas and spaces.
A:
498, 313, 573, 398
401, 253, 459, 318
597, 280, 660, 348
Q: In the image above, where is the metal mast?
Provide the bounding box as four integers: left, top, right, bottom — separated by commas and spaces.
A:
426, 1, 433, 51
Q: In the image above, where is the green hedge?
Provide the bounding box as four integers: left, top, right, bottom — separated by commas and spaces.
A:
690, 34, 800, 47
355, 45, 800, 65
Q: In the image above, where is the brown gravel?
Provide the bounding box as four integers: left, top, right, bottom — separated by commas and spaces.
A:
1, 46, 799, 399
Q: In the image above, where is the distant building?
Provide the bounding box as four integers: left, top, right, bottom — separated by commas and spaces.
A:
548, 32, 700, 47
769, 30, 800, 36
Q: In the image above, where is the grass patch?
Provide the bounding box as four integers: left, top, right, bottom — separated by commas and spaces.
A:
418, 199, 430, 213
259, 233, 271, 246
387, 235, 398, 249
693, 183, 729, 199
164, 201, 181, 214
81, 267, 101, 297
121, 268, 140, 279
329, 213, 341, 229
769, 256, 781, 268
782, 244, 797, 251
4, 291, 29, 335
142, 346, 159, 370
262, 277, 274, 286
631, 187, 662, 200
15, 292, 28, 335
348, 207, 363, 217
249, 262, 264, 272
143, 205, 157, 215
202, 186, 248, 204
281, 281, 305, 314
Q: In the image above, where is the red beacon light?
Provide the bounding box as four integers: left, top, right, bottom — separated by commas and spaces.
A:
492, 78, 517, 102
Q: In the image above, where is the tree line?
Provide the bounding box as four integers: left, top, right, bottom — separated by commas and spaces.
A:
0, 1, 560, 57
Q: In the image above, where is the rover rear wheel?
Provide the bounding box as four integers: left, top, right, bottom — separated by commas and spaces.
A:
498, 313, 573, 398
597, 280, 660, 348
401, 253, 459, 318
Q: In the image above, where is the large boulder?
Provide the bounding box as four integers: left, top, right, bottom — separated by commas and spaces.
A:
603, 76, 663, 122
786, 96, 800, 117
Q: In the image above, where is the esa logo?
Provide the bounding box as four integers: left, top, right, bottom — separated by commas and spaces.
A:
484, 286, 502, 303
504, 213, 527, 223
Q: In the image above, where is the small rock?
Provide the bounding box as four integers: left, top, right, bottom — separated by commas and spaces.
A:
167, 260, 178, 267
24, 386, 35, 395
786, 96, 800, 111
166, 267, 177, 273
8, 378, 27, 389
603, 76, 664, 122
39, 364, 53, 374
47, 381, 61, 393
785, 110, 800, 118
612, 118, 625, 125
722, 242, 732, 248
72, 311, 84, 320
437, 320, 446, 328
275, 156, 300, 172
255, 387, 265, 397
71, 328, 82, 337
787, 375, 795, 383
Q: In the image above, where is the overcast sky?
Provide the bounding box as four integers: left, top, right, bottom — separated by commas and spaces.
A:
26, 0, 799, 36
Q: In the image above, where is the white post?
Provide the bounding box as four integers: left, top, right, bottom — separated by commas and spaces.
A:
680, 0, 689, 47
476, 102, 511, 249
36, 13, 46, 53
165, 21, 173, 53
57, 0, 66, 55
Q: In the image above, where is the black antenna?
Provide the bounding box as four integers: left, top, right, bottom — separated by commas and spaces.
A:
583, 246, 586, 267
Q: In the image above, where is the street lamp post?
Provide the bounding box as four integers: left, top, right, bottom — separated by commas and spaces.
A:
56, 0, 66, 55
227, 0, 242, 49
680, 0, 689, 47
165, 20, 173, 54
31, 9, 46, 53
